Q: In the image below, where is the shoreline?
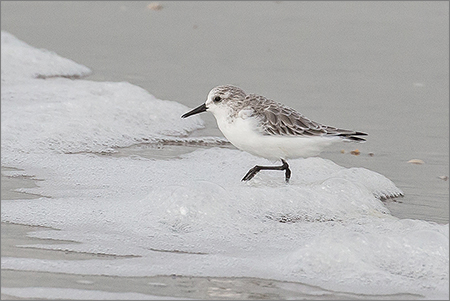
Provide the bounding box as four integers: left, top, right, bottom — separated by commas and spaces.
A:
1, 222, 424, 300
1, 171, 427, 300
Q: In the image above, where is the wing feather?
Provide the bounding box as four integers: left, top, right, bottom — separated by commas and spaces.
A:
243, 94, 366, 141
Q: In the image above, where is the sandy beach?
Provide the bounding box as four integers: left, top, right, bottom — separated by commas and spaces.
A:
2, 1, 448, 300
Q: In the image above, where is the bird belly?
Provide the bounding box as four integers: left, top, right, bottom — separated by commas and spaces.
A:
217, 116, 339, 160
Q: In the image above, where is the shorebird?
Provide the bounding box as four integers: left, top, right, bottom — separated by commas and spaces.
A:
182, 85, 366, 182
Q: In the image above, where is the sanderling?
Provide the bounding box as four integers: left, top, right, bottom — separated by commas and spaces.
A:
182, 85, 367, 183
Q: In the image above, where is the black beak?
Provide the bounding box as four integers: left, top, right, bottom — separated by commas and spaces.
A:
181, 103, 207, 118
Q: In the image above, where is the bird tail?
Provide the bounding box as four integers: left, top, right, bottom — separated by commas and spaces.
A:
337, 131, 368, 142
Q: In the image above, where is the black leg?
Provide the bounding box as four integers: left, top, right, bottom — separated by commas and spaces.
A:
284, 160, 291, 182
242, 159, 291, 183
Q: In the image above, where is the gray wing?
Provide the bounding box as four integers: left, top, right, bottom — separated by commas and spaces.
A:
246, 94, 367, 141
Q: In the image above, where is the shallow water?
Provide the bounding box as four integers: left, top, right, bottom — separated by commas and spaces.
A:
2, 1, 448, 223
1, 2, 449, 300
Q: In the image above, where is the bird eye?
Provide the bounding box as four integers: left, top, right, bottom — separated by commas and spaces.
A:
213, 96, 221, 103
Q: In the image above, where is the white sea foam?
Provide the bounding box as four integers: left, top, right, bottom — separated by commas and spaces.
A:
1, 31, 204, 157
1, 78, 204, 156
1, 31, 92, 82
1, 32, 448, 299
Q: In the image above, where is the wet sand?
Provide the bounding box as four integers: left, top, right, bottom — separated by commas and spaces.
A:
0, 148, 439, 299
0, 158, 428, 300
0, 220, 421, 300
1, 1, 448, 299
2, 1, 447, 223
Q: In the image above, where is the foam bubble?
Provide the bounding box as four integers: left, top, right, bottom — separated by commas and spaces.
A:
1, 32, 448, 299
1, 31, 92, 82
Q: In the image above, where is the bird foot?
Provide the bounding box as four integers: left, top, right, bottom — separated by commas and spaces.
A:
241, 166, 261, 181
242, 159, 291, 183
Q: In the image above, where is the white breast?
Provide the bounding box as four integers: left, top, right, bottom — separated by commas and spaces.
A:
214, 111, 339, 161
